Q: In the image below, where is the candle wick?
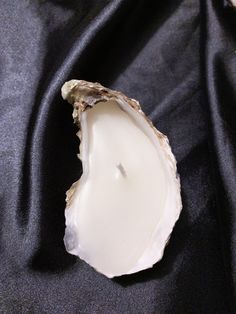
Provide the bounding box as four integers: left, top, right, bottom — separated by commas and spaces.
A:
117, 163, 127, 178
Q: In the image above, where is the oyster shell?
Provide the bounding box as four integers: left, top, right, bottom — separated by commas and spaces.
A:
61, 80, 182, 278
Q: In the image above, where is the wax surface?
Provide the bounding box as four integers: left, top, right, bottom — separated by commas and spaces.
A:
68, 100, 170, 276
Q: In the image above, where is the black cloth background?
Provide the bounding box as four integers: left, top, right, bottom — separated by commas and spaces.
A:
0, 0, 235, 313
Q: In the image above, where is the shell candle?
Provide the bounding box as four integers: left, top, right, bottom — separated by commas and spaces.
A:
61, 80, 182, 278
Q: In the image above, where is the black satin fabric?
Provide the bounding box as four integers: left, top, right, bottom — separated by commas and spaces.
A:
0, 0, 235, 312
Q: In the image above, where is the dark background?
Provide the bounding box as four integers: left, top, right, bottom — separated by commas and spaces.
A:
0, 0, 235, 313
